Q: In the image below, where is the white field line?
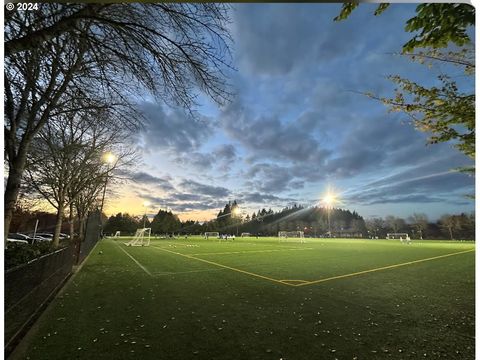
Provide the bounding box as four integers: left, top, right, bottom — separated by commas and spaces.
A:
152, 268, 227, 276
189, 248, 314, 256
240, 241, 307, 248
155, 242, 194, 247
116, 243, 152, 276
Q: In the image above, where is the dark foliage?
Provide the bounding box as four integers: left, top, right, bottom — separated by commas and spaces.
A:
5, 241, 69, 270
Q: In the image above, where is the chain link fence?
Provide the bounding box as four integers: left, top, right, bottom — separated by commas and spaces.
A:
5, 210, 102, 357
76, 210, 101, 264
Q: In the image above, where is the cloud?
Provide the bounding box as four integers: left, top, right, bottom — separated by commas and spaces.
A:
232, 4, 364, 76
120, 4, 473, 219
138, 102, 214, 154
237, 191, 294, 204
115, 169, 176, 192
221, 100, 330, 164
345, 170, 474, 206
214, 144, 236, 161
175, 152, 215, 170
166, 200, 227, 212
134, 188, 228, 213
179, 179, 230, 198
174, 144, 238, 171
244, 163, 303, 193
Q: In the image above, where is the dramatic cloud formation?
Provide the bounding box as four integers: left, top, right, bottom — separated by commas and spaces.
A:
221, 101, 331, 164
115, 169, 176, 192
139, 102, 214, 154
179, 180, 230, 198
108, 4, 474, 220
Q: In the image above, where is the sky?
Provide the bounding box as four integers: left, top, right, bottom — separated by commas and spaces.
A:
106, 3, 475, 222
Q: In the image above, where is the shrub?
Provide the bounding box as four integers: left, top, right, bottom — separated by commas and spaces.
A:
5, 241, 70, 270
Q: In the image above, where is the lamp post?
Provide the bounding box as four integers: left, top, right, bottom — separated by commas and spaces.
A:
100, 152, 117, 218
142, 201, 150, 229
322, 192, 336, 237
232, 207, 242, 236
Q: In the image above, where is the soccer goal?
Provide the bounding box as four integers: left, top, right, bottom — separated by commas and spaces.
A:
386, 233, 411, 243
113, 231, 121, 238
278, 231, 305, 243
241, 232, 251, 237
204, 232, 219, 239
126, 228, 151, 246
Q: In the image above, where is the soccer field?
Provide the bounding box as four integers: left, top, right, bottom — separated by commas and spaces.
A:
14, 237, 475, 360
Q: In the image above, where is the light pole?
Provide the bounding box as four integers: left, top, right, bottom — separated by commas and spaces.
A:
100, 152, 117, 218
142, 201, 150, 229
232, 207, 242, 236
322, 191, 336, 237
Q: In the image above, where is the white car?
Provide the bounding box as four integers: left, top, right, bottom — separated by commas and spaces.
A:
8, 233, 34, 244
29, 233, 53, 242
6, 238, 29, 245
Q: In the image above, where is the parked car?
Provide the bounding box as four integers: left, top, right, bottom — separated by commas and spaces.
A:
34, 236, 53, 242
8, 233, 34, 244
34, 232, 54, 239
6, 238, 29, 245
26, 233, 53, 242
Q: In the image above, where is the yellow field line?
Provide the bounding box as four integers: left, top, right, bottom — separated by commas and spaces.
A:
152, 246, 292, 286
279, 280, 309, 285
189, 248, 313, 256
296, 249, 475, 287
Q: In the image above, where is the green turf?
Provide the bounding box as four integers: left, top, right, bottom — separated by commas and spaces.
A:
15, 237, 475, 359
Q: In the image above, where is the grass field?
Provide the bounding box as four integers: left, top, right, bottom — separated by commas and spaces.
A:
14, 236, 475, 360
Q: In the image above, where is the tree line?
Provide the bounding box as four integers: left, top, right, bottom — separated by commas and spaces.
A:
366, 213, 474, 240
103, 201, 474, 240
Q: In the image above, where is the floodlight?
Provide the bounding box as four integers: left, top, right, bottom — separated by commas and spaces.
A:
102, 152, 116, 164
323, 192, 336, 208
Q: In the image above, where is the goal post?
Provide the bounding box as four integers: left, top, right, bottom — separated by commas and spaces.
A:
386, 233, 411, 244
204, 232, 219, 239
386, 233, 410, 240
126, 228, 151, 246
278, 231, 305, 243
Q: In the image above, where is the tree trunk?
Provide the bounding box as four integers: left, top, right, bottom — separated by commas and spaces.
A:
52, 204, 65, 248
78, 212, 86, 241
449, 226, 454, 240
69, 203, 75, 241
4, 147, 29, 244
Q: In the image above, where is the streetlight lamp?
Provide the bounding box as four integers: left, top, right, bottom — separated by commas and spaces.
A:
100, 152, 117, 217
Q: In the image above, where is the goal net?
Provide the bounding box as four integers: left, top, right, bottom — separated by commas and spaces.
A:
241, 232, 251, 237
278, 231, 305, 243
126, 228, 151, 246
386, 233, 410, 240
204, 232, 219, 239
